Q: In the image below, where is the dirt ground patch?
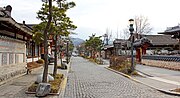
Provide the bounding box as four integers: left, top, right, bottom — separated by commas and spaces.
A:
27, 62, 43, 69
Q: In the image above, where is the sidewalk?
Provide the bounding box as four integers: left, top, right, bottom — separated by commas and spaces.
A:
135, 64, 180, 95
0, 66, 43, 98
102, 58, 180, 96
99, 58, 110, 68
0, 63, 26, 86
0, 59, 70, 98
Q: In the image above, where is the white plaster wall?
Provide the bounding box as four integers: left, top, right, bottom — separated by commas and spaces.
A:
18, 54, 24, 63
26, 57, 40, 63
13, 53, 15, 64
7, 53, 9, 65
24, 44, 26, 62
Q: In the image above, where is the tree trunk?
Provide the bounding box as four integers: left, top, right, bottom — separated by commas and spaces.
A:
37, 44, 39, 59
32, 41, 34, 62
66, 41, 69, 64
90, 50, 93, 58
53, 0, 62, 76
53, 35, 58, 76
60, 51, 62, 65
42, 0, 52, 83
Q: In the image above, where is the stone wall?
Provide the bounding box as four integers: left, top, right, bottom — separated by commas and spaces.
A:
0, 62, 26, 85
0, 36, 26, 66
0, 35, 27, 84
142, 59, 180, 71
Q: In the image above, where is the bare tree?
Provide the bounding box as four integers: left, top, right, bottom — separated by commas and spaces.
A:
122, 15, 152, 40
122, 28, 130, 39
134, 15, 152, 35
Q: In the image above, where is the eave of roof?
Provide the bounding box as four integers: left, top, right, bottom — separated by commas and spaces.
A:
0, 17, 32, 35
158, 31, 178, 35
142, 35, 178, 45
158, 26, 180, 35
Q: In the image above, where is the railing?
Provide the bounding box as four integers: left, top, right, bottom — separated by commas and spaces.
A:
142, 55, 180, 62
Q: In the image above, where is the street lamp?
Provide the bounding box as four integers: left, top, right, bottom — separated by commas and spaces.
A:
129, 19, 135, 72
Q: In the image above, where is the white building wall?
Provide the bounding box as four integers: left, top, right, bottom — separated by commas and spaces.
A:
0, 53, 1, 66
7, 53, 9, 65
0, 36, 26, 66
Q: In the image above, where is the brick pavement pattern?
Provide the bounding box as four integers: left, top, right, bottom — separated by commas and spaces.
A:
64, 57, 180, 98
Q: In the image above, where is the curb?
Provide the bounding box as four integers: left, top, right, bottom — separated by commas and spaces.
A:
0, 65, 37, 86
57, 57, 72, 97
26, 77, 68, 95
105, 67, 141, 83
105, 67, 180, 96
0, 70, 26, 86
58, 77, 67, 97
27, 66, 43, 74
135, 69, 153, 77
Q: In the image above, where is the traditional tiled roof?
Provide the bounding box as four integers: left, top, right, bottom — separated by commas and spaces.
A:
158, 25, 180, 35
113, 39, 126, 43
26, 24, 37, 29
0, 5, 32, 35
133, 37, 152, 48
102, 44, 114, 50
141, 35, 179, 45
114, 39, 132, 47
18, 23, 33, 32
0, 17, 33, 35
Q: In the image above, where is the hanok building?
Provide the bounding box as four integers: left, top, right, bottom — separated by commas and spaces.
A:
111, 38, 149, 63
130, 33, 179, 55
117, 33, 178, 63
101, 39, 131, 59
133, 37, 152, 63
101, 44, 114, 59
0, 5, 40, 82
19, 23, 42, 62
113, 39, 131, 56
141, 35, 179, 55
158, 25, 180, 53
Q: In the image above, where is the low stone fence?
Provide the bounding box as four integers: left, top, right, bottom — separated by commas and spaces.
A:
142, 55, 180, 62
0, 63, 26, 85
142, 59, 180, 71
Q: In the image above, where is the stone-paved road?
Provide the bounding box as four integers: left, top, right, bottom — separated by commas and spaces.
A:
64, 57, 180, 98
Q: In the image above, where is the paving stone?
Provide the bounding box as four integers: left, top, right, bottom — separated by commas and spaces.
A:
64, 57, 180, 98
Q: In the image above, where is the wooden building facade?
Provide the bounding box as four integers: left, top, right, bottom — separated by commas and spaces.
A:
0, 5, 40, 66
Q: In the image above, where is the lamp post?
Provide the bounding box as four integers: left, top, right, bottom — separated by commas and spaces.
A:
129, 19, 135, 72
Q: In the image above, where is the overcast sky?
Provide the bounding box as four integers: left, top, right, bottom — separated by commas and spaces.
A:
1, 0, 180, 40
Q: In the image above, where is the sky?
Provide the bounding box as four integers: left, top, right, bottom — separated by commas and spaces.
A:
1, 0, 180, 40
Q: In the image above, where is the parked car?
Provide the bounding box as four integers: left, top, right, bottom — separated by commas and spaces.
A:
72, 52, 78, 57
41, 54, 54, 64
48, 54, 54, 63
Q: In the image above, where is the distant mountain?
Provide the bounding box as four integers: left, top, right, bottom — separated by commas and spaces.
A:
70, 38, 84, 46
